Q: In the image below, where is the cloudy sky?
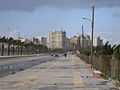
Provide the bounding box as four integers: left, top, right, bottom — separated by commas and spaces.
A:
0, 0, 120, 44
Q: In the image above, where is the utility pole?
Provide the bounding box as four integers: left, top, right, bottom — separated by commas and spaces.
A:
91, 5, 95, 67
82, 24, 84, 49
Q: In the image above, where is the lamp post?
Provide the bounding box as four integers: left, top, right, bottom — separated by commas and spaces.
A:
91, 5, 95, 67
81, 24, 84, 49
82, 5, 95, 67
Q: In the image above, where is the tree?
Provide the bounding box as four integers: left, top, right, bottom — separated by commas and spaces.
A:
0, 36, 7, 56
79, 48, 91, 56
20, 42, 25, 55
7, 37, 14, 56
95, 41, 113, 56
14, 40, 22, 55
24, 42, 34, 55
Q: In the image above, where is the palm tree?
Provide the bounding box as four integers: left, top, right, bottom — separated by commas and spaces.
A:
15, 40, 22, 55
24, 43, 31, 55
12, 40, 16, 55
95, 41, 113, 56
38, 44, 48, 53
30, 42, 35, 54
12, 39, 18, 55
0, 36, 7, 56
20, 42, 25, 55
7, 37, 14, 56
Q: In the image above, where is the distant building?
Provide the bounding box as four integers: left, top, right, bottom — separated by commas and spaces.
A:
40, 37, 47, 46
48, 31, 66, 49
65, 38, 72, 50
70, 36, 81, 50
69, 34, 91, 49
82, 35, 91, 48
16, 37, 32, 44
32, 37, 40, 45
18, 37, 25, 42
94, 36, 103, 47
24, 39, 32, 44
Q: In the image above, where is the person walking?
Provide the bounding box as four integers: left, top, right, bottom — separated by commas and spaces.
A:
64, 53, 67, 59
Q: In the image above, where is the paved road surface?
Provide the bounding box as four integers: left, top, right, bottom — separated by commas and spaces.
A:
0, 54, 117, 90
0, 55, 55, 77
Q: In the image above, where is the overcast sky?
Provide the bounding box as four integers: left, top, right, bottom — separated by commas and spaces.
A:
0, 0, 120, 44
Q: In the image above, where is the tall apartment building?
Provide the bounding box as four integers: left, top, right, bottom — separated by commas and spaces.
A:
48, 31, 66, 49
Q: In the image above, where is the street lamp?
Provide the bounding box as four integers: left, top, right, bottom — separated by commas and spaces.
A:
91, 5, 95, 68
82, 17, 91, 22
82, 5, 95, 68
80, 24, 84, 49
82, 18, 91, 64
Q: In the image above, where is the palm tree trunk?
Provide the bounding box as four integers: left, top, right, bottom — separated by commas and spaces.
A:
1, 43, 4, 56
39, 48, 41, 54
15, 47, 17, 55
7, 44, 10, 56
20, 46, 23, 55
17, 46, 20, 55
12, 46, 15, 55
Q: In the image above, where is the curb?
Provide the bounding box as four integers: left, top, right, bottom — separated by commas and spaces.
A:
0, 54, 46, 59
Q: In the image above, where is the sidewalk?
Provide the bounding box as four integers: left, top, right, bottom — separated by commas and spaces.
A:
0, 54, 116, 90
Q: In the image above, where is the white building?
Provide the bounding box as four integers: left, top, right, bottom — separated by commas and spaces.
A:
48, 31, 66, 49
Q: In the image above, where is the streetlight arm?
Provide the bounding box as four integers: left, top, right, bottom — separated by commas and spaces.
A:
82, 17, 91, 22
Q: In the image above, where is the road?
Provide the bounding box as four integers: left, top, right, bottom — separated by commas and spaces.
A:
0, 54, 55, 77
0, 54, 117, 90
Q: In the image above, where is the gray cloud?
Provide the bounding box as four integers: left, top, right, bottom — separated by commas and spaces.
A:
0, 0, 120, 11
